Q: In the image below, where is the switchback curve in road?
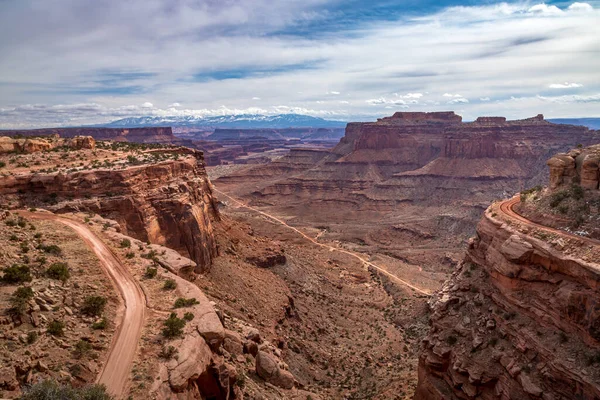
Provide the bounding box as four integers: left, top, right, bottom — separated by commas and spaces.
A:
499, 196, 600, 246
213, 187, 432, 296
22, 211, 146, 398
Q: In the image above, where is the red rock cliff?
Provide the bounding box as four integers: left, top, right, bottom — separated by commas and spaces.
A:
1, 148, 219, 271
415, 172, 600, 400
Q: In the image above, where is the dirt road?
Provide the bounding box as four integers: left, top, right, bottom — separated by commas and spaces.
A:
213, 188, 432, 296
499, 196, 600, 245
23, 211, 145, 398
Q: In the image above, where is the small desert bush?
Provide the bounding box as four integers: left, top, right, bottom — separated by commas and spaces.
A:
144, 266, 157, 279
81, 296, 107, 317
163, 279, 177, 291
19, 380, 113, 400
47, 320, 65, 336
46, 262, 70, 282
162, 313, 186, 338
1, 264, 32, 284
173, 298, 199, 308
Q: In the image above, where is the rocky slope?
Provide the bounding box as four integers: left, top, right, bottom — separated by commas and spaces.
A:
0, 140, 219, 271
415, 147, 600, 399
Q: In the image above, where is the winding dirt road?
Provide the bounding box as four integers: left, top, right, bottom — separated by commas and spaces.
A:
22, 211, 145, 398
213, 188, 432, 296
500, 196, 600, 245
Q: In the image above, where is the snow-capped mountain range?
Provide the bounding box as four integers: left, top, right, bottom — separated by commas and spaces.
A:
96, 114, 348, 129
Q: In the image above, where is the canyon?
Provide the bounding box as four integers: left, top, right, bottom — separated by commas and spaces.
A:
1, 112, 599, 399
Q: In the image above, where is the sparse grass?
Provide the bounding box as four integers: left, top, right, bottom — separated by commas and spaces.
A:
119, 239, 131, 248
159, 345, 178, 360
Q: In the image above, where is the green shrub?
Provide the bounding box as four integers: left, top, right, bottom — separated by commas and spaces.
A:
141, 250, 158, 260
183, 312, 195, 321
173, 298, 199, 308
27, 331, 38, 344
81, 296, 107, 317
125, 252, 135, 259
1, 264, 32, 283
73, 340, 93, 359
19, 379, 113, 400
47, 320, 65, 336
0, 161, 5, 168
549, 191, 570, 208
162, 313, 186, 338
572, 184, 585, 200
163, 279, 177, 291
557, 204, 569, 214
446, 335, 458, 345
144, 267, 157, 279
92, 317, 108, 330
8, 286, 34, 318
40, 244, 62, 255
46, 262, 70, 282
119, 239, 131, 248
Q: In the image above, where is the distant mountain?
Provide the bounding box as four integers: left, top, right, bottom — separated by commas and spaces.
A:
98, 114, 347, 129
549, 118, 600, 130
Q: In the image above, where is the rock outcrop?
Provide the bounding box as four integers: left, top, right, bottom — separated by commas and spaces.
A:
547, 144, 600, 190
0, 135, 96, 154
1, 148, 219, 271
2, 127, 176, 144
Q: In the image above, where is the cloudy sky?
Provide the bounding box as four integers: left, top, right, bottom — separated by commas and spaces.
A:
0, 0, 599, 128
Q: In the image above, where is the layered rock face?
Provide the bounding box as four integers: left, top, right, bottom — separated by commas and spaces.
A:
416, 208, 600, 399
547, 144, 600, 190
1, 149, 219, 271
2, 127, 176, 143
241, 112, 599, 210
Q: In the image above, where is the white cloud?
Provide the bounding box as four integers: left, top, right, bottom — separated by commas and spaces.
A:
447, 97, 469, 104
339, 100, 350, 104
328, 91, 341, 95
141, 102, 154, 108
568, 2, 594, 12
480, 97, 491, 101
528, 4, 564, 16
537, 93, 600, 103
0, 1, 599, 126
443, 93, 463, 98
549, 82, 583, 89
252, 97, 261, 100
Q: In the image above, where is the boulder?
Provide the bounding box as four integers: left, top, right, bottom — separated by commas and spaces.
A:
500, 235, 533, 264
67, 136, 96, 150
581, 153, 600, 190
223, 330, 244, 356
255, 351, 295, 389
